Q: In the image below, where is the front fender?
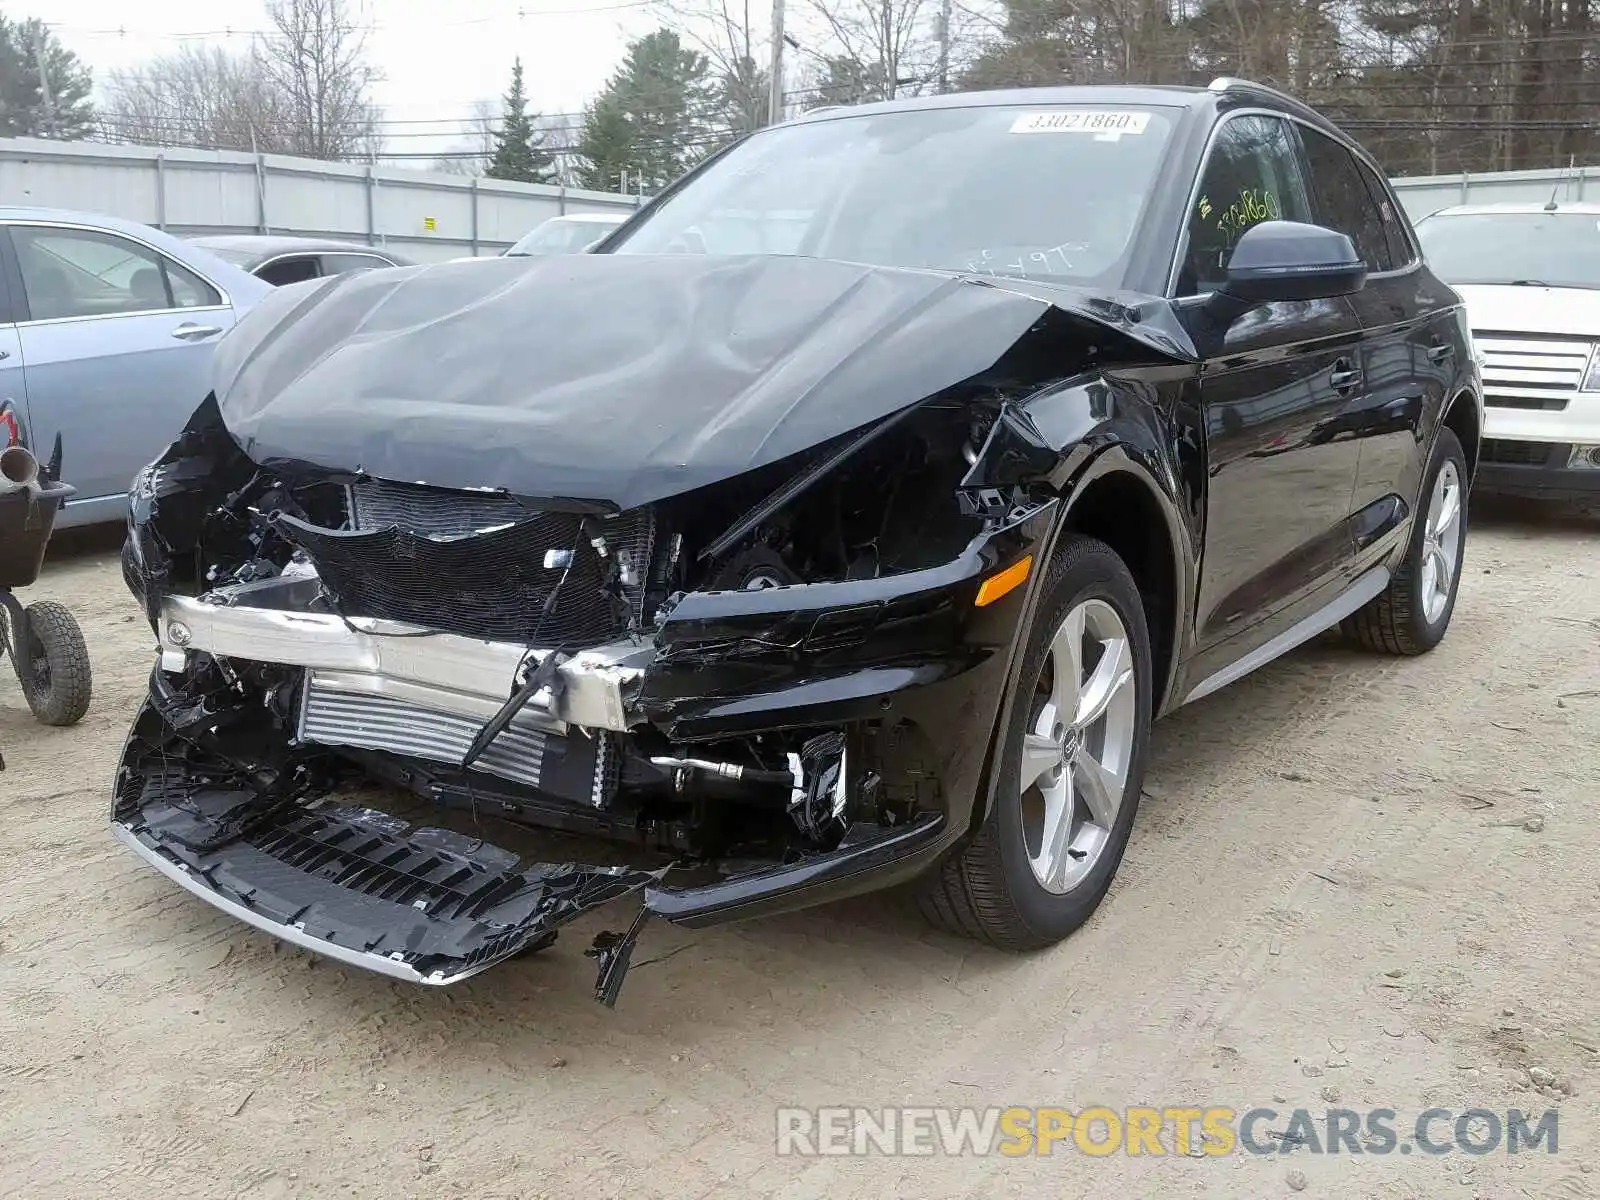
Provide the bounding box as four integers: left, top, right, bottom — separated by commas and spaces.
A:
958, 370, 1198, 831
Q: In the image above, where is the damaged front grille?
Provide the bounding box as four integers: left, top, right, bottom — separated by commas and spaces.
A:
347, 478, 525, 539
274, 481, 655, 646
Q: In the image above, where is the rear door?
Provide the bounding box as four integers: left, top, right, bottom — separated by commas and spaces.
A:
1296, 125, 1457, 564
9, 221, 237, 514
1178, 113, 1364, 648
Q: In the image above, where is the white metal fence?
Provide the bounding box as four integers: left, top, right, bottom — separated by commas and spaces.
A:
0, 137, 643, 262
2, 134, 1594, 256
1389, 165, 1600, 219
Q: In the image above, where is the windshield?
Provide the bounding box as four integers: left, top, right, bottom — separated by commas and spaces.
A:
508, 219, 616, 256
606, 104, 1179, 286
1416, 211, 1600, 289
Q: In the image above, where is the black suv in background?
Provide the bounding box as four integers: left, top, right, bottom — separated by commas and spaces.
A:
116, 78, 1481, 1003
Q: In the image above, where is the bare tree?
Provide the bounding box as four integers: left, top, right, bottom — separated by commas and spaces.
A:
533, 112, 586, 185
653, 0, 770, 133
257, 0, 382, 160
100, 45, 293, 152
430, 99, 497, 175
797, 0, 939, 101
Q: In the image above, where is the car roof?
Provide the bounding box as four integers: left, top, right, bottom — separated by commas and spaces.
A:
187, 233, 408, 259
1423, 201, 1600, 218
543, 212, 629, 225
788, 78, 1340, 133
0, 204, 194, 239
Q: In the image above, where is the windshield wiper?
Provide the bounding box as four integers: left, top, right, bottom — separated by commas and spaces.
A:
1508, 279, 1551, 287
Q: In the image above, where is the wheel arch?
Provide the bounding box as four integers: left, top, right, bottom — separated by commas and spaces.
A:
1440, 387, 1482, 483
967, 445, 1191, 830
1058, 460, 1185, 719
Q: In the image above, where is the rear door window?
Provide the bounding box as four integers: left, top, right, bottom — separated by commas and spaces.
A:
1356, 159, 1416, 269
1298, 127, 1395, 272
257, 256, 322, 287
321, 253, 395, 275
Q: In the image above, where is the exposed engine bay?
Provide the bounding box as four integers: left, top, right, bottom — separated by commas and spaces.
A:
112, 252, 1196, 1004
118, 395, 1028, 1000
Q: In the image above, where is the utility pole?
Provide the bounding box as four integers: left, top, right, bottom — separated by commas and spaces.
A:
882, 5, 893, 100
33, 23, 57, 138
936, 0, 952, 94
767, 0, 785, 125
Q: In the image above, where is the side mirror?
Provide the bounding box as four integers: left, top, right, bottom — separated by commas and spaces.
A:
1220, 220, 1367, 305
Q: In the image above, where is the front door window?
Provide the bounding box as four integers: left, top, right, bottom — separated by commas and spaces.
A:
13, 225, 219, 321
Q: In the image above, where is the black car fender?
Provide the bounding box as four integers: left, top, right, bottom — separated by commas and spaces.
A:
956, 371, 1198, 833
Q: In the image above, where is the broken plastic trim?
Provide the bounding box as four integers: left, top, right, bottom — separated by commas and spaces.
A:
113, 699, 669, 990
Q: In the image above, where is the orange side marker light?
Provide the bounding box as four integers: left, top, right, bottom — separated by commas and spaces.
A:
975, 554, 1033, 607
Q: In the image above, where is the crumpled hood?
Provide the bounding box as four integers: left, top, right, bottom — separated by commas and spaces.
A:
211, 253, 1194, 511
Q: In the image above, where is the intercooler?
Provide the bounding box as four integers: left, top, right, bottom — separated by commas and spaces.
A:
275, 478, 656, 647
298, 675, 551, 789
259, 477, 648, 803
295, 670, 620, 804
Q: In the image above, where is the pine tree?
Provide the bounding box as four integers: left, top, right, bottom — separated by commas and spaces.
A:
487, 58, 556, 184
575, 29, 714, 193
0, 15, 95, 139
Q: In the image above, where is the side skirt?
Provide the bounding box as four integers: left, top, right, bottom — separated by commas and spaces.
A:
1179, 565, 1391, 706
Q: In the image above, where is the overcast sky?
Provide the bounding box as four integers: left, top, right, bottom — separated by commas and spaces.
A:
34, 0, 669, 154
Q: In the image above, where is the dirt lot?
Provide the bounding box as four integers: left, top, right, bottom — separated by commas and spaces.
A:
1, 501, 1597, 1200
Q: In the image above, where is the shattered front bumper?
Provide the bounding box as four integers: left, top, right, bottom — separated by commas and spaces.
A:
111, 790, 658, 987
113, 670, 952, 993
114, 507, 1049, 998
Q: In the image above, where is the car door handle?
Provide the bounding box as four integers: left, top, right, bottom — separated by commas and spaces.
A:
0, 350, 8, 360
1427, 343, 1454, 364
170, 323, 223, 342
1329, 364, 1363, 391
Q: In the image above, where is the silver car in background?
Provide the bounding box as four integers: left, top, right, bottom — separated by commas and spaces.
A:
186, 234, 413, 287
0, 207, 272, 528
504, 211, 630, 256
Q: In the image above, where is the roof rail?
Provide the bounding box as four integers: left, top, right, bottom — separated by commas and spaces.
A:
1207, 76, 1303, 107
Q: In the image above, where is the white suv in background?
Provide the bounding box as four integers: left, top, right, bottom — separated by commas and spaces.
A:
1415, 201, 1600, 499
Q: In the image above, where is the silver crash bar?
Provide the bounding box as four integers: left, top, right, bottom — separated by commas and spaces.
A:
156, 594, 653, 733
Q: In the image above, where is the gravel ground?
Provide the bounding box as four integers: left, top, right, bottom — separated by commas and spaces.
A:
1, 499, 1596, 1200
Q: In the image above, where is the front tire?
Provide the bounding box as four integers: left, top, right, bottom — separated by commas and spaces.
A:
916, 534, 1152, 951
1342, 427, 1468, 655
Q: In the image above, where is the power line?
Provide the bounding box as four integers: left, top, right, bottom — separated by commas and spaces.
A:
46, 3, 657, 40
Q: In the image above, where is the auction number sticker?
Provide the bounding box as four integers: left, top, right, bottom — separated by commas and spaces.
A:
1009, 110, 1151, 139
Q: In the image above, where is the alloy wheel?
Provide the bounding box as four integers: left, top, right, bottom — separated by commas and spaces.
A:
1019, 598, 1138, 895
1420, 459, 1463, 625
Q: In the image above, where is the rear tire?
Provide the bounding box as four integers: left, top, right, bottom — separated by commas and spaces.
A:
13, 601, 92, 727
1343, 427, 1468, 655
916, 534, 1152, 950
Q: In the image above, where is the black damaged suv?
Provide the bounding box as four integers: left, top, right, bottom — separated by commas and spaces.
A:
116, 78, 1480, 1003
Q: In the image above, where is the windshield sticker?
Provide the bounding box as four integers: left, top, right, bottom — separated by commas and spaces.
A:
1010, 110, 1151, 140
